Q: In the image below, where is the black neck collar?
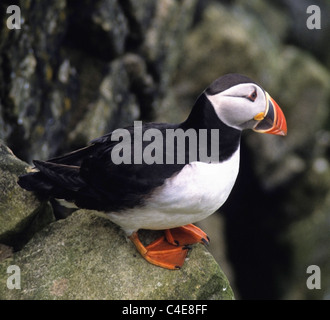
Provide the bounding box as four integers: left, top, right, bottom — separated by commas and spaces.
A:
180, 93, 241, 162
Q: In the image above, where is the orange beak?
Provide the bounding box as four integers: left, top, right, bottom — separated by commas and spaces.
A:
253, 92, 287, 136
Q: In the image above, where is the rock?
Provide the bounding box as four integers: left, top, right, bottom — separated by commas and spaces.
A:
246, 46, 330, 189
0, 0, 199, 162
0, 0, 72, 162
0, 210, 234, 300
91, 0, 129, 57
0, 1, 235, 300
68, 57, 140, 145
283, 166, 330, 299
0, 244, 13, 262
142, 0, 197, 91
0, 141, 54, 249
278, 0, 330, 68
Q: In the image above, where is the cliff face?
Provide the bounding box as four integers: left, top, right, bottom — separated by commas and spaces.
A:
1, 0, 330, 299
0, 1, 234, 300
0, 0, 197, 162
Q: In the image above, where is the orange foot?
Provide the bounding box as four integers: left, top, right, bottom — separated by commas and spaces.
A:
129, 232, 190, 270
129, 224, 210, 270
165, 224, 210, 246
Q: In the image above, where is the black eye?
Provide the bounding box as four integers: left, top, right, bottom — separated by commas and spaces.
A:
247, 90, 257, 102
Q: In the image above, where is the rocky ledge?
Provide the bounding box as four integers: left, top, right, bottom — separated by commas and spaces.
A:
0, 142, 234, 300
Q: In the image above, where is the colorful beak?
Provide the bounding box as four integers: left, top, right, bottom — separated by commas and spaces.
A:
253, 92, 287, 136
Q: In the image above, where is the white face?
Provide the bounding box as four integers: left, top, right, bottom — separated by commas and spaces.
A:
206, 83, 267, 131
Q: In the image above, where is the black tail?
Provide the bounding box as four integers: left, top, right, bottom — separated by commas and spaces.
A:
18, 159, 109, 211
18, 161, 84, 201
17, 143, 99, 198
17, 134, 131, 212
18, 170, 52, 195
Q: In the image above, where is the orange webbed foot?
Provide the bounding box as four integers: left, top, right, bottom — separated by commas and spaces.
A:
129, 232, 189, 270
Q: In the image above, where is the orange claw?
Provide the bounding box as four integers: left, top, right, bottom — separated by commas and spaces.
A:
165, 224, 210, 246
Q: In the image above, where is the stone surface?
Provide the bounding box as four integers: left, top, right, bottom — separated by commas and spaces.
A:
0, 141, 54, 248
0, 0, 198, 162
0, 210, 234, 300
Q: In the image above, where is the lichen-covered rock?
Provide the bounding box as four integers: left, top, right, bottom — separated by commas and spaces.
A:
0, 0, 72, 161
0, 141, 54, 248
68, 57, 140, 145
0, 0, 198, 162
0, 210, 234, 300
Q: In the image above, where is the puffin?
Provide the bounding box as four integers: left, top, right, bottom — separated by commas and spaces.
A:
18, 74, 287, 270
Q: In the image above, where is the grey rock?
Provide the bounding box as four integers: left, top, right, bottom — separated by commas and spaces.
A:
0, 141, 54, 248
0, 0, 199, 162
68, 57, 140, 145
0, 0, 71, 160
91, 0, 129, 56
0, 210, 234, 300
280, 0, 330, 68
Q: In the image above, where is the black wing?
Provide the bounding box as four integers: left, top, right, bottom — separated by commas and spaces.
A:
18, 123, 186, 212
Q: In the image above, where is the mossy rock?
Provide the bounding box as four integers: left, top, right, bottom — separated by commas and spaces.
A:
0, 142, 54, 248
0, 210, 234, 300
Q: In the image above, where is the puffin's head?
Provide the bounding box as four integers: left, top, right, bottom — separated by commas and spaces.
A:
205, 74, 287, 136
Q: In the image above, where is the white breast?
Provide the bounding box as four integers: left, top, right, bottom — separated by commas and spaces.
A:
107, 147, 240, 235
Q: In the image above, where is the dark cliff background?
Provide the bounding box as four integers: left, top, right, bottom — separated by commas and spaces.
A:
1, 0, 329, 299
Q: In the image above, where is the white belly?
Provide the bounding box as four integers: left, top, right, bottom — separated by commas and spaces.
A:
107, 148, 240, 235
